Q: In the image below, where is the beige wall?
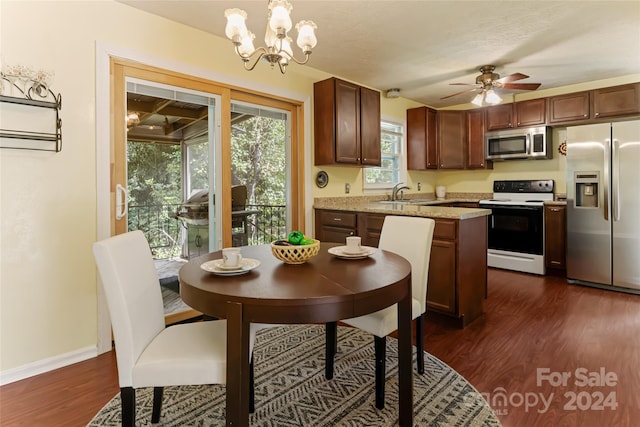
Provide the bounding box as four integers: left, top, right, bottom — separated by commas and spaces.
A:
0, 0, 413, 376
1, 0, 639, 378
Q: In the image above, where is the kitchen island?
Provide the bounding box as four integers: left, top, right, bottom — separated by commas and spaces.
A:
314, 196, 491, 328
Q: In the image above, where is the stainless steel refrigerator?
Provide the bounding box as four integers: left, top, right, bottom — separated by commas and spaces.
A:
566, 120, 640, 292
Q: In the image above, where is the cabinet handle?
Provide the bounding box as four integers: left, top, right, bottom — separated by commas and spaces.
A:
349, 231, 354, 235
550, 208, 561, 212
332, 217, 342, 221
595, 112, 600, 117
584, 114, 588, 117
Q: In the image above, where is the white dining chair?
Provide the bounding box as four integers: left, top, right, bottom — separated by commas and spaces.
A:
93, 230, 256, 426
325, 215, 435, 409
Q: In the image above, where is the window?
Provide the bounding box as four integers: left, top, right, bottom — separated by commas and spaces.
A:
363, 120, 405, 190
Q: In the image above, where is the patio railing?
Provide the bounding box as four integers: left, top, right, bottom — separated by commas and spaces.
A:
128, 203, 287, 259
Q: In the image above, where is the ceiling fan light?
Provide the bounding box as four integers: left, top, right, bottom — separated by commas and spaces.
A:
471, 92, 484, 106
485, 89, 502, 105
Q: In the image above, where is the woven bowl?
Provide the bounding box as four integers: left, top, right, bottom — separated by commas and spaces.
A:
271, 239, 320, 264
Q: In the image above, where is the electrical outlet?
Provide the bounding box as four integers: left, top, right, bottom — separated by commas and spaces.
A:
345, 183, 350, 194
417, 182, 422, 191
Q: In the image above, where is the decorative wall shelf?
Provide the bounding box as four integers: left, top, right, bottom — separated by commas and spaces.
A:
0, 74, 62, 152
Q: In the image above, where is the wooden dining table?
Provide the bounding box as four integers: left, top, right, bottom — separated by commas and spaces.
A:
179, 242, 413, 426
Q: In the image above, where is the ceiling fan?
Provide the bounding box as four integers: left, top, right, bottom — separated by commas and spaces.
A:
441, 65, 541, 105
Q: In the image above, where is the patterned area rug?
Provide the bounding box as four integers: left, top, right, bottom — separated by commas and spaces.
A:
88, 325, 501, 426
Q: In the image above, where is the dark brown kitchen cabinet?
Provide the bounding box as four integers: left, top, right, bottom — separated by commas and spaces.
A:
313, 77, 381, 166
516, 98, 547, 127
438, 110, 466, 169
316, 207, 487, 328
592, 83, 640, 119
547, 83, 640, 125
466, 109, 492, 169
485, 103, 515, 130
427, 217, 487, 327
406, 106, 438, 170
486, 99, 546, 130
548, 91, 590, 124
358, 213, 386, 247
545, 204, 567, 270
314, 209, 357, 243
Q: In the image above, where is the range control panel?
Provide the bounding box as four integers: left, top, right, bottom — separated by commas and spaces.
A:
493, 179, 554, 194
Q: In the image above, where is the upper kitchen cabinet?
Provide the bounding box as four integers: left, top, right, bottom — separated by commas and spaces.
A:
591, 83, 640, 119
407, 106, 438, 170
548, 91, 590, 124
549, 83, 640, 125
438, 110, 466, 169
314, 77, 381, 166
486, 99, 546, 130
466, 109, 492, 169
485, 103, 514, 130
516, 98, 547, 127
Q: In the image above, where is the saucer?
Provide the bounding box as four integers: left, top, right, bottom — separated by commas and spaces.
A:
200, 258, 261, 275
328, 246, 377, 260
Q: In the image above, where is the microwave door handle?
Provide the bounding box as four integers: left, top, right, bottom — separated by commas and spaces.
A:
525, 134, 531, 155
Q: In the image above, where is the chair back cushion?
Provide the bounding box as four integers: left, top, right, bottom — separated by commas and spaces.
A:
378, 216, 435, 314
92, 230, 166, 386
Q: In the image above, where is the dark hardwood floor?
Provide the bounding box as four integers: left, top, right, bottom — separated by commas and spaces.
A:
1, 268, 638, 426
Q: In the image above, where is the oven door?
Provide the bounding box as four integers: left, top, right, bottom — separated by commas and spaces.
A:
482, 203, 544, 255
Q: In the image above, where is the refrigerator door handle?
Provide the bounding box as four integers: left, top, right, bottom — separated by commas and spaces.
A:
612, 139, 620, 221
603, 139, 610, 221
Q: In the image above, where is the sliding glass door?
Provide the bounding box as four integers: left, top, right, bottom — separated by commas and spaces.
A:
125, 79, 221, 258
229, 101, 290, 246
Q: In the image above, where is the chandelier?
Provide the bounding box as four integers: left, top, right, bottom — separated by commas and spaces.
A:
224, 0, 318, 74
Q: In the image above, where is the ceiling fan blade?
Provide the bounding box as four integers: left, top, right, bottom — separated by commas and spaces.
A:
441, 88, 479, 100
496, 73, 529, 84
502, 82, 542, 90
449, 82, 477, 86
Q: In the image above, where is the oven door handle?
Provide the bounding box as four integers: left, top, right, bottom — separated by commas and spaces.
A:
479, 204, 543, 212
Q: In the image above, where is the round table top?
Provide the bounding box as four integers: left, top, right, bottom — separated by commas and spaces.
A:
178, 242, 411, 324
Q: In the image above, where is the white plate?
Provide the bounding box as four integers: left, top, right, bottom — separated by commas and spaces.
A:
328, 246, 377, 259
200, 258, 261, 275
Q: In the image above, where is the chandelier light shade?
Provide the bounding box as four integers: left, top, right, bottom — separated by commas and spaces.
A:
224, 0, 318, 74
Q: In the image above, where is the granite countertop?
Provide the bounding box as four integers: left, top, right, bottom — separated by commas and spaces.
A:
314, 194, 492, 220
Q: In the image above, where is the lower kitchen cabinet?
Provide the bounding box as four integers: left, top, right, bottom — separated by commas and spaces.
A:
426, 217, 487, 327
358, 213, 386, 247
314, 209, 487, 327
314, 209, 357, 243
545, 204, 567, 270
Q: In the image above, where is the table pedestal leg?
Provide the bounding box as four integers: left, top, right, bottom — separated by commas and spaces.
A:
226, 302, 250, 426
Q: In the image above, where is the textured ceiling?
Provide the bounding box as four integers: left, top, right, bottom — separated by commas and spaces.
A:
118, 1, 640, 108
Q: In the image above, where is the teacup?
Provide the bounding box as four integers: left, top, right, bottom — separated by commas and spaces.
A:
222, 247, 243, 268
345, 236, 363, 254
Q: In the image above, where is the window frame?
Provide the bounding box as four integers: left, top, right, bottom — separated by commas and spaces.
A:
363, 117, 407, 192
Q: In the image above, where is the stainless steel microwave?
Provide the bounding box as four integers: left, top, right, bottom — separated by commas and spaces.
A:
485, 126, 552, 161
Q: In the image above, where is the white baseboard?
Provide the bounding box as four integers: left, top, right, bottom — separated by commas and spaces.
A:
0, 345, 98, 386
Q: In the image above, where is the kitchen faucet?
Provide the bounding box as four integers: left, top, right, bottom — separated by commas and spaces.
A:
391, 183, 411, 201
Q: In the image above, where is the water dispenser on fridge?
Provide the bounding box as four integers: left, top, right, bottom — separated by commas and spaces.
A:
574, 172, 599, 208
